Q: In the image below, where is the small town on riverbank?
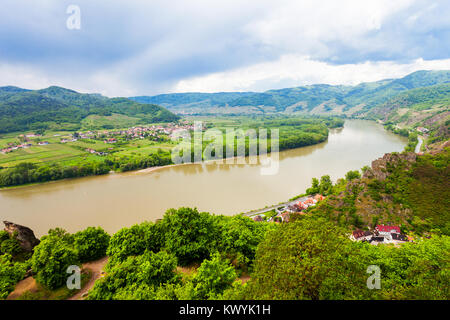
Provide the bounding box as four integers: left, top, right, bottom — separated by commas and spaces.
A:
1, 120, 196, 155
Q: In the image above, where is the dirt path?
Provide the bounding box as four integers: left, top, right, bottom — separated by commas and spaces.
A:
68, 256, 108, 300
7, 276, 38, 300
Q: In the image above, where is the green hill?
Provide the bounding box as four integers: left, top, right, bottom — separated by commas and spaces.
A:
308, 149, 450, 236
0, 86, 179, 133
364, 83, 450, 144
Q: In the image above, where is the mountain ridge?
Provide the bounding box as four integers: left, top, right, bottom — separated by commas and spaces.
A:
130, 70, 450, 115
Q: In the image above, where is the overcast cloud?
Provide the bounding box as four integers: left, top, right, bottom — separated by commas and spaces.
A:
0, 0, 449, 96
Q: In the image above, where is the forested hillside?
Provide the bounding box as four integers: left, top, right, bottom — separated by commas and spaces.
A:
131, 70, 450, 115
363, 83, 450, 145
308, 148, 450, 236
0, 86, 179, 133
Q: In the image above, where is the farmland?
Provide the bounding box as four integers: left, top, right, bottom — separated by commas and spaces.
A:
0, 128, 175, 169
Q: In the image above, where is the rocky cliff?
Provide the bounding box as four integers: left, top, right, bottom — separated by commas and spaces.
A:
3, 221, 40, 252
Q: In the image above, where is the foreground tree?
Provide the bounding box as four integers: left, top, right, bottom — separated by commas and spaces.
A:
88, 250, 179, 300
73, 227, 110, 262
245, 217, 369, 299
0, 254, 28, 299
160, 207, 218, 266
31, 235, 79, 290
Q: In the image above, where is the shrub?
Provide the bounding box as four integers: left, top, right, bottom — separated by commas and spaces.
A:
190, 253, 237, 299
160, 207, 218, 266
73, 227, 110, 262
0, 254, 27, 299
31, 237, 79, 289
107, 222, 164, 266
88, 250, 179, 300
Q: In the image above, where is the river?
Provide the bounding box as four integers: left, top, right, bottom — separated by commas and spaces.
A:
0, 120, 407, 236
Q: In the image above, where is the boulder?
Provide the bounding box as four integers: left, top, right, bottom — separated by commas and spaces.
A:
3, 221, 40, 252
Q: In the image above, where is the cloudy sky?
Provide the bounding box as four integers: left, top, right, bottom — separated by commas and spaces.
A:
1, 0, 449, 96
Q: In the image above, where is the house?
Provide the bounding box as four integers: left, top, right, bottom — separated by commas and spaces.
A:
38, 141, 49, 146
391, 233, 408, 242
351, 230, 373, 241
314, 194, 325, 201
369, 236, 386, 244
376, 225, 401, 236
104, 138, 117, 144
416, 127, 429, 133
252, 215, 263, 222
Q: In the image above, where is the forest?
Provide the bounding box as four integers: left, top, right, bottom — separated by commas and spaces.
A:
1, 206, 448, 300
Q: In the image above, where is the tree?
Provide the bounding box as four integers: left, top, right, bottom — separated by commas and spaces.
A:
190, 253, 237, 300
107, 222, 164, 266
357, 235, 450, 299
215, 216, 273, 270
160, 207, 218, 266
73, 227, 110, 262
245, 217, 369, 299
319, 175, 333, 195
0, 254, 27, 299
0, 231, 22, 257
306, 177, 320, 195
88, 250, 179, 300
345, 170, 361, 181
31, 237, 79, 289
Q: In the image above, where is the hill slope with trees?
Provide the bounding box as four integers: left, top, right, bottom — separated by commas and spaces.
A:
131, 70, 450, 115
0, 86, 179, 133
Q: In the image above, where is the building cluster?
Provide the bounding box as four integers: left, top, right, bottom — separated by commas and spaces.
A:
416, 127, 429, 134
1, 143, 32, 154
85, 148, 108, 156
62, 122, 198, 144
96, 122, 197, 141
351, 225, 412, 245
252, 194, 326, 223
288, 194, 325, 212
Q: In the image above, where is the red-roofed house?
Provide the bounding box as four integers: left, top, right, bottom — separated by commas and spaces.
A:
376, 225, 401, 235
351, 230, 373, 241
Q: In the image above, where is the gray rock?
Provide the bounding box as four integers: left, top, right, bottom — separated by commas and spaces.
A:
3, 221, 40, 252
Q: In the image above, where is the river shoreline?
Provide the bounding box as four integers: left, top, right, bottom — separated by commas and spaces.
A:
0, 136, 330, 191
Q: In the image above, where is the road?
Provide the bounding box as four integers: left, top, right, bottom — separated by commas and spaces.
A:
415, 136, 423, 153
243, 195, 310, 217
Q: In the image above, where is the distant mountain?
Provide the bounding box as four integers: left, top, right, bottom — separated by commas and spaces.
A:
0, 86, 179, 133
130, 70, 450, 115
0, 86, 30, 98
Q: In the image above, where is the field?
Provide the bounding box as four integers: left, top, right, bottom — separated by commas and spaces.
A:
0, 128, 175, 168
0, 115, 342, 169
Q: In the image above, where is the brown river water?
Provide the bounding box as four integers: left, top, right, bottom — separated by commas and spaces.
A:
0, 120, 407, 236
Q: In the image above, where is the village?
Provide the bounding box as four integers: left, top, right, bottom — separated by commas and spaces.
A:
1, 121, 198, 156
249, 194, 326, 223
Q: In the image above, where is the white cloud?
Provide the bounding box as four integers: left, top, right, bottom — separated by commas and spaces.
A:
1, 0, 449, 96
174, 55, 450, 93
242, 0, 415, 57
